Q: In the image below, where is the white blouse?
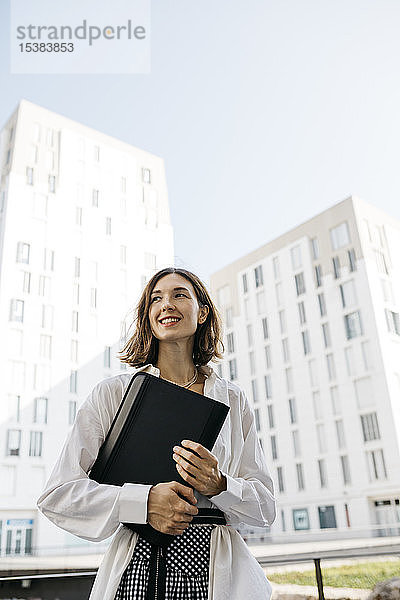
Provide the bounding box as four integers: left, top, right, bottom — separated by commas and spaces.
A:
37, 363, 276, 600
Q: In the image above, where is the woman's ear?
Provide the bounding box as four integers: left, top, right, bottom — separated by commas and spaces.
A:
198, 305, 209, 324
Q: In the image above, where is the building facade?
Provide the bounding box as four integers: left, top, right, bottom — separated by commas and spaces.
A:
0, 100, 174, 555
210, 197, 400, 542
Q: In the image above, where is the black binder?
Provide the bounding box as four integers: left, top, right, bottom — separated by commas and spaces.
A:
89, 371, 230, 546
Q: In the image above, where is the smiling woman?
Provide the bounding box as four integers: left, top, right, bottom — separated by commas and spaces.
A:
37, 266, 276, 600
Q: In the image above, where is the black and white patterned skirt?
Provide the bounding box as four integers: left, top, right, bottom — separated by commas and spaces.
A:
115, 524, 215, 600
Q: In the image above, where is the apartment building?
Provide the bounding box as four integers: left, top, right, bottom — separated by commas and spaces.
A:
210, 197, 400, 541
0, 100, 173, 555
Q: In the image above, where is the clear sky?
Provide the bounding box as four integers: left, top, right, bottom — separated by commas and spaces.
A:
1, 0, 400, 286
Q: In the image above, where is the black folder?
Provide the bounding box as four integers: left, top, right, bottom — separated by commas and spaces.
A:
89, 371, 229, 545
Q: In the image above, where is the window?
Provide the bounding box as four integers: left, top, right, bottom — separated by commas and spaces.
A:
73, 283, 80, 305
71, 340, 78, 363
277, 466, 285, 492
246, 324, 254, 346
70, 370, 77, 393
264, 345, 272, 369
121, 176, 127, 193
9, 299, 24, 322
251, 379, 258, 403
285, 368, 293, 393
46, 128, 54, 146
38, 275, 50, 297
8, 395, 21, 422
326, 353, 336, 381
94, 145, 100, 161
256, 291, 266, 314
227, 332, 235, 354
92, 189, 99, 207
43, 249, 55, 271
29, 431, 42, 457
332, 256, 340, 279
315, 265, 322, 287
267, 404, 274, 428
318, 459, 327, 488
26, 167, 34, 185
225, 307, 233, 328
293, 508, 309, 530
264, 374, 272, 399
254, 265, 264, 288
296, 463, 305, 490
385, 310, 400, 335
318, 293, 326, 317
72, 311, 79, 332
7, 430, 21, 456
335, 419, 346, 449
48, 175, 56, 193
298, 301, 306, 324
120, 245, 127, 265
374, 250, 388, 275
16, 242, 30, 264
275, 283, 283, 306
318, 506, 337, 529
90, 288, 97, 309
106, 217, 112, 235
104, 346, 111, 368
249, 351, 255, 375
282, 338, 290, 362
254, 408, 260, 432
366, 449, 387, 480
270, 435, 278, 460
348, 248, 356, 271
39, 335, 52, 359
68, 400, 77, 425
302, 330, 311, 355
288, 398, 297, 424
229, 359, 237, 380
74, 257, 80, 278
142, 167, 151, 184
381, 279, 394, 304
361, 341, 372, 370
340, 455, 351, 485
262, 317, 269, 339
310, 237, 319, 260
344, 311, 363, 339
295, 272, 305, 296
322, 323, 331, 348
290, 245, 302, 270
279, 310, 286, 334
316, 423, 327, 452
330, 386, 341, 415
292, 430, 301, 457
272, 256, 280, 279
330, 222, 350, 250
344, 347, 355, 376
242, 273, 248, 294
361, 412, 380, 441
313, 390, 323, 420
145, 253, 156, 270
340, 280, 357, 308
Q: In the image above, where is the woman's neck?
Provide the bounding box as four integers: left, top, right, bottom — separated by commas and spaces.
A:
156, 345, 197, 385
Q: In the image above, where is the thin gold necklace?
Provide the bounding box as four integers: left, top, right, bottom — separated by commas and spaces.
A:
161, 367, 198, 388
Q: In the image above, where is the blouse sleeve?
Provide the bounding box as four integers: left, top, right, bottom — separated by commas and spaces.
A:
209, 391, 276, 529
36, 380, 152, 542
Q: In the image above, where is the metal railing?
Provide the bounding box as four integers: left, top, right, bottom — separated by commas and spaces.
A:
0, 546, 399, 599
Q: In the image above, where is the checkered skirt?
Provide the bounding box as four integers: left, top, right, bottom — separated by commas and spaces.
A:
114, 524, 215, 600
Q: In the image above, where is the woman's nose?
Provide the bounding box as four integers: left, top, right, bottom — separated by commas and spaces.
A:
161, 297, 175, 310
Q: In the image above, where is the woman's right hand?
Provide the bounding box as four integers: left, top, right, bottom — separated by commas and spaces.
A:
147, 481, 199, 535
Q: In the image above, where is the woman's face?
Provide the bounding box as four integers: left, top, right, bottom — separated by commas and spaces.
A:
148, 273, 208, 342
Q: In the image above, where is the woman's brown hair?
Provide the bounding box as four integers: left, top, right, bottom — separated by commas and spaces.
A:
118, 267, 224, 367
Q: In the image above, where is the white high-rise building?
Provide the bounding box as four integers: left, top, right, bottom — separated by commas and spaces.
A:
0, 100, 173, 555
210, 197, 400, 542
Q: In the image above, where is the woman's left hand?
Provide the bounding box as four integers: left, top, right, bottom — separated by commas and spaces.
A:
172, 440, 227, 497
